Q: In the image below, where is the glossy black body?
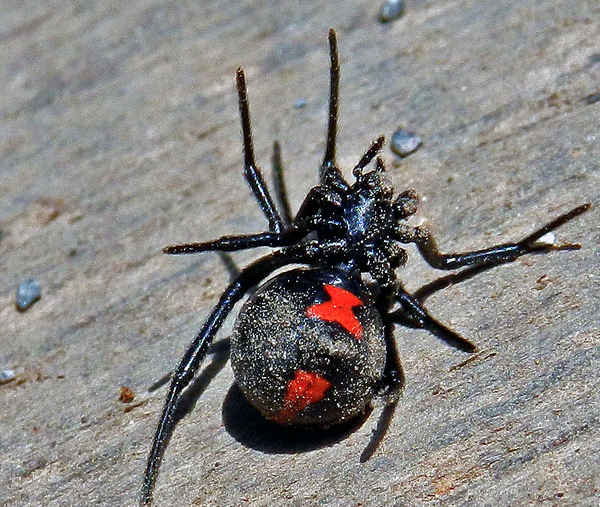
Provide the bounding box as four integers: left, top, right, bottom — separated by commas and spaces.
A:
141, 29, 589, 505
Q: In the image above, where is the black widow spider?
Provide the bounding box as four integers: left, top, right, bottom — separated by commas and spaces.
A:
141, 29, 590, 505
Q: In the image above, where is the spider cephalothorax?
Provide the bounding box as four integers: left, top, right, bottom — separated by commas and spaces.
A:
141, 29, 589, 505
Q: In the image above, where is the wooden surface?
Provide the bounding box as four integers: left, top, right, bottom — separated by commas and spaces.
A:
1, 1, 599, 506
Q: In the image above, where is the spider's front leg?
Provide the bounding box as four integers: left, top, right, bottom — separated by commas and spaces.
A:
162, 229, 306, 255
397, 203, 590, 270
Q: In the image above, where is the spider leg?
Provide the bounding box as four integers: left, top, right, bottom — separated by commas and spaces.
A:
321, 29, 339, 177
392, 288, 477, 353
141, 247, 311, 506
236, 68, 285, 233
163, 229, 306, 255
272, 141, 293, 225
320, 29, 348, 191
359, 322, 402, 463
360, 250, 405, 401
400, 203, 590, 270
377, 320, 405, 403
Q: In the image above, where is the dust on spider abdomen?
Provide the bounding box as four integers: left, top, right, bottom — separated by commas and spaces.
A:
230, 268, 386, 427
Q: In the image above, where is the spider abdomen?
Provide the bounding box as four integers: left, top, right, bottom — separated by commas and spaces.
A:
231, 268, 386, 426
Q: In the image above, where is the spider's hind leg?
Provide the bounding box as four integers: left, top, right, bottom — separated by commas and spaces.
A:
141, 248, 310, 505
360, 322, 403, 463
376, 321, 405, 404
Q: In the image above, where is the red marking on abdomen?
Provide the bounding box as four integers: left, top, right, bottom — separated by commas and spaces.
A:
276, 370, 332, 424
306, 284, 364, 339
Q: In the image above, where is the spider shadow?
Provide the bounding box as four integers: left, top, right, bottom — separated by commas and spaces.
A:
157, 252, 242, 422
221, 384, 371, 454
413, 259, 511, 305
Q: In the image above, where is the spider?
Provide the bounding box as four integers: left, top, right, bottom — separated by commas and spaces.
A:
141, 29, 590, 505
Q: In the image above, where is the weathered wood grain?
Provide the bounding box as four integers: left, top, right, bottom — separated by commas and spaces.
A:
1, 1, 598, 505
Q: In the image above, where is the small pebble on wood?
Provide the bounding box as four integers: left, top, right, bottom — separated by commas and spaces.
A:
583, 92, 600, 105
391, 128, 423, 157
119, 385, 136, 403
379, 0, 406, 23
0, 369, 16, 384
294, 98, 307, 109
16, 278, 41, 311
